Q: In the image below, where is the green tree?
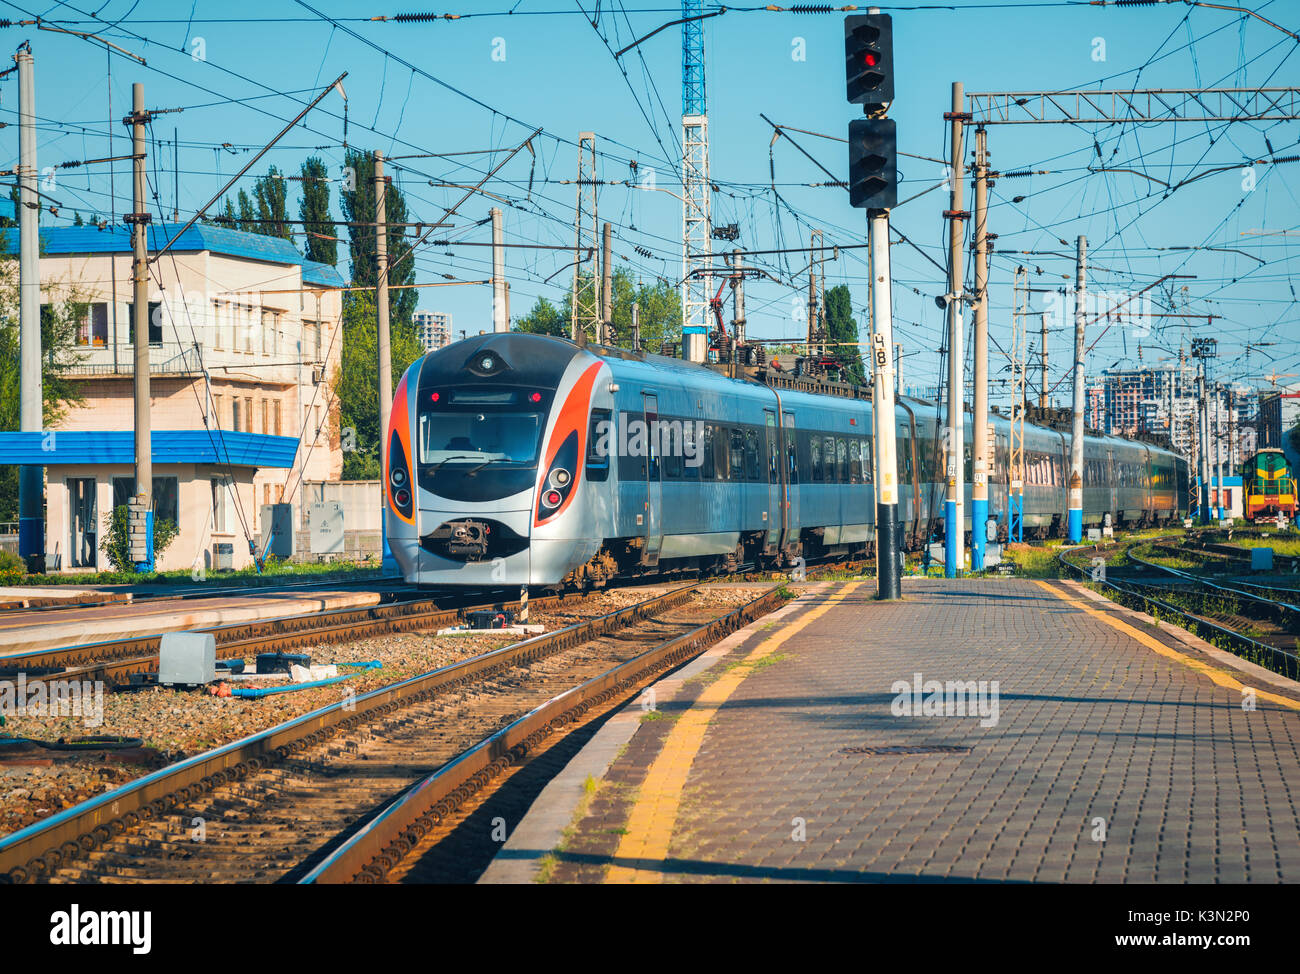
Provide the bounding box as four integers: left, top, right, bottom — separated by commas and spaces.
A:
251, 166, 291, 242
236, 189, 257, 234
333, 290, 423, 480
513, 295, 568, 337
72, 211, 84, 227
824, 284, 865, 385
299, 156, 337, 266
339, 148, 416, 331
607, 269, 680, 351
0, 243, 89, 520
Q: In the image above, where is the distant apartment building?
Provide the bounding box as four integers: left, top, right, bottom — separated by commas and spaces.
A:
1258, 385, 1300, 450
414, 310, 452, 352
1094, 363, 1254, 466
0, 223, 345, 573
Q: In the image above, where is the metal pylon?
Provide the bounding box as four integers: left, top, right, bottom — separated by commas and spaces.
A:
570, 132, 600, 344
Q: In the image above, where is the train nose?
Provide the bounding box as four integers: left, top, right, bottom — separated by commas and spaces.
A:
420, 514, 529, 563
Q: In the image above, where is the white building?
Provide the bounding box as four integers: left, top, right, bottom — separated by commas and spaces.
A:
414, 310, 452, 352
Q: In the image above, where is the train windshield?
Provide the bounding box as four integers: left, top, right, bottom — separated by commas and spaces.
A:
418, 411, 543, 465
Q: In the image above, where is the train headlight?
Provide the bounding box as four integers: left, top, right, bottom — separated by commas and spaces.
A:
391, 467, 407, 487
550, 468, 571, 488
536, 431, 579, 523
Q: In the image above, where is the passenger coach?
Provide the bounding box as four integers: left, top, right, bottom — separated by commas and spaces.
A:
385, 333, 1187, 587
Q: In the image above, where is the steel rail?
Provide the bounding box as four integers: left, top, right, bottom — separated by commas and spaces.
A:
0, 584, 699, 884
301, 584, 785, 884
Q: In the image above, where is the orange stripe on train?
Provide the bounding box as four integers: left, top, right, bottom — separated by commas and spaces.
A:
536, 362, 602, 527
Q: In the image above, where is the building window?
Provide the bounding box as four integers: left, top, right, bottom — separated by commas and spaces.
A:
273, 400, 282, 436
74, 303, 110, 347
211, 300, 224, 349
211, 477, 231, 533
110, 476, 178, 524
261, 398, 269, 436
125, 301, 164, 344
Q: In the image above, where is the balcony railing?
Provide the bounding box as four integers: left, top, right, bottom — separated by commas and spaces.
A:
64, 342, 207, 376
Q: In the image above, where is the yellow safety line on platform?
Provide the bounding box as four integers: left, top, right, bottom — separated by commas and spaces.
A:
1033, 580, 1300, 712
605, 581, 863, 884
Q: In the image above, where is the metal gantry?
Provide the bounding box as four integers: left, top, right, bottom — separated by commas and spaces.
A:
570, 132, 600, 345
967, 88, 1300, 125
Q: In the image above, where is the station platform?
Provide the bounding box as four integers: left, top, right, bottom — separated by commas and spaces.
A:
482, 577, 1300, 884
0, 589, 383, 656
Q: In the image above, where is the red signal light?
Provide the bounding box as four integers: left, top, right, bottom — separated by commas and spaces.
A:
530, 392, 542, 403
863, 52, 879, 67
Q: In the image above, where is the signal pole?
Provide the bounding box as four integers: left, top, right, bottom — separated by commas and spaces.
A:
944, 81, 967, 576
491, 206, 507, 333
16, 45, 43, 573
870, 212, 901, 599
730, 249, 746, 348
1068, 235, 1086, 543
128, 82, 154, 572
971, 125, 990, 570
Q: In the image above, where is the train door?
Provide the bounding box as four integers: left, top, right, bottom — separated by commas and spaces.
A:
1106, 446, 1117, 519
642, 393, 662, 564
764, 410, 780, 551
782, 410, 799, 554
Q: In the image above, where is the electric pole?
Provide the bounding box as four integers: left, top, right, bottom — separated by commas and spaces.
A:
491, 206, 507, 333
894, 342, 903, 396
971, 125, 990, 570
16, 45, 43, 573
730, 249, 746, 349
1068, 235, 1086, 543
1039, 312, 1049, 409
601, 221, 613, 344
128, 82, 154, 572
374, 151, 393, 567
944, 81, 967, 576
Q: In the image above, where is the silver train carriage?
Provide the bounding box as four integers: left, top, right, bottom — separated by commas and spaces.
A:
384, 333, 1188, 586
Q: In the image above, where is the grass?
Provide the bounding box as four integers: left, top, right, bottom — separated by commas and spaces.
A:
723, 651, 791, 676
4, 556, 384, 588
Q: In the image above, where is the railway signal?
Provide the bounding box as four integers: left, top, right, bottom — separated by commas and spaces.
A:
845, 12, 894, 112
848, 118, 898, 211
846, 11, 901, 599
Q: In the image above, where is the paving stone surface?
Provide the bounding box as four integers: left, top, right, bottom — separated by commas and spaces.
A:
550, 579, 1300, 883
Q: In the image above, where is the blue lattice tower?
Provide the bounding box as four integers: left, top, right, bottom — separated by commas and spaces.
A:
680, 1, 711, 361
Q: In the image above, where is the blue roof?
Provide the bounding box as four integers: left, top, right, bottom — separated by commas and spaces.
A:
303, 259, 345, 288
0, 430, 300, 468
0, 222, 343, 287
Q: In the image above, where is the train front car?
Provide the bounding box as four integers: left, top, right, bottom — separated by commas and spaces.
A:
385, 333, 611, 587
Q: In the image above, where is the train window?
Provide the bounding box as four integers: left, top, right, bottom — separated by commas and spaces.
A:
785, 429, 799, 485
863, 437, 873, 483
700, 424, 715, 480
586, 409, 611, 483
826, 437, 838, 484
810, 435, 822, 483
745, 428, 761, 482
713, 424, 729, 480
730, 428, 745, 481
848, 439, 862, 484
664, 425, 684, 480
832, 438, 845, 485
767, 431, 779, 482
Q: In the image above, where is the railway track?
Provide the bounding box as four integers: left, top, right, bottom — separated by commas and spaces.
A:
0, 588, 584, 686
1059, 539, 1300, 679
0, 583, 784, 884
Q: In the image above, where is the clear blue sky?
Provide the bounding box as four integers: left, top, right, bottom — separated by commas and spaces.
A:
3, 0, 1297, 408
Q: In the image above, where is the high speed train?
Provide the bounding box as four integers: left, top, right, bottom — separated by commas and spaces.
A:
384, 332, 1188, 587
